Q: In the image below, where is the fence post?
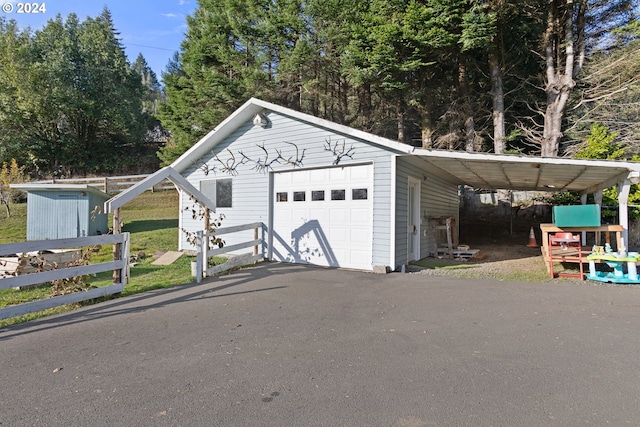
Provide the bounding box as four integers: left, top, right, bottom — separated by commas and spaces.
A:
254, 226, 258, 256
112, 207, 122, 284
196, 231, 203, 284
104, 177, 109, 193
202, 230, 208, 277
121, 232, 130, 286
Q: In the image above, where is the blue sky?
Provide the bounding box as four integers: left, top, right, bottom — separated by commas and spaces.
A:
3, 0, 198, 80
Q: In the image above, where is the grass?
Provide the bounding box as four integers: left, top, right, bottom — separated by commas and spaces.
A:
411, 258, 482, 270
0, 191, 201, 327
411, 255, 558, 282
0, 202, 28, 243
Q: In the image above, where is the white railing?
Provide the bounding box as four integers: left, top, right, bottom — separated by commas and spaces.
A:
0, 233, 130, 320
32, 174, 175, 194
195, 222, 264, 283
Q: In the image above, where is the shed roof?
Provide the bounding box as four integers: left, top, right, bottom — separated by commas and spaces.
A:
170, 98, 640, 195
10, 183, 110, 199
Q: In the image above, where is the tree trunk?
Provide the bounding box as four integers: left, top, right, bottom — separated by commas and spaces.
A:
1, 198, 10, 218
541, 89, 571, 157
540, 0, 586, 157
418, 88, 434, 148
489, 48, 506, 154
397, 97, 405, 143
459, 57, 475, 152
465, 116, 475, 152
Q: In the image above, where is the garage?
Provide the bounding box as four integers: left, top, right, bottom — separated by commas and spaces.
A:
270, 164, 374, 270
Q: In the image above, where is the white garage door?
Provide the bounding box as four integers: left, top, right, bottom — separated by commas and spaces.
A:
272, 164, 373, 270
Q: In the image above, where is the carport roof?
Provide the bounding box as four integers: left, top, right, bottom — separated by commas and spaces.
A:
408, 149, 640, 194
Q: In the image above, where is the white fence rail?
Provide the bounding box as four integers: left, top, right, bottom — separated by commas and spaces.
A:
195, 222, 264, 283
0, 233, 130, 320
32, 174, 175, 194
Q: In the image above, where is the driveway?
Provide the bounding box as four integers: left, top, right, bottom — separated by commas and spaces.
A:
2, 263, 640, 426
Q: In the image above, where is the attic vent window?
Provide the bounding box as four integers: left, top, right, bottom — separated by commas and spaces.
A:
253, 112, 269, 128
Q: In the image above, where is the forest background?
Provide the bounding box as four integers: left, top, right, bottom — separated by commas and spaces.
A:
0, 0, 639, 181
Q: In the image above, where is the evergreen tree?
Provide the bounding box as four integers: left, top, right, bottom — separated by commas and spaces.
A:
0, 17, 33, 166
0, 8, 149, 175
156, 0, 638, 162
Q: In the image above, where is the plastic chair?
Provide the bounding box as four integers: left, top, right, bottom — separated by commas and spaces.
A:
548, 232, 584, 279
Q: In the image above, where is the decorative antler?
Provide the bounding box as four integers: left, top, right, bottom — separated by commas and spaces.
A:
323, 138, 356, 165
191, 158, 217, 176
275, 142, 306, 168
239, 142, 305, 173
213, 149, 247, 176
247, 144, 280, 173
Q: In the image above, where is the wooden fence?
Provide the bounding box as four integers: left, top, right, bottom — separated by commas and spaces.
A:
33, 174, 175, 194
195, 222, 264, 283
0, 233, 130, 320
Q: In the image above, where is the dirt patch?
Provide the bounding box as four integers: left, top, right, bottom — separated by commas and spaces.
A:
411, 241, 551, 280
411, 221, 566, 281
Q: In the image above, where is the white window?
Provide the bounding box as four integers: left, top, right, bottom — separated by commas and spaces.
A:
200, 178, 232, 208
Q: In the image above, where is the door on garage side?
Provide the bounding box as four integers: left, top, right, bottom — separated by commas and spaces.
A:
407, 177, 421, 262
271, 164, 373, 270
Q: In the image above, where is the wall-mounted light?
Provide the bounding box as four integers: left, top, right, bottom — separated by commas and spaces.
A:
253, 112, 269, 128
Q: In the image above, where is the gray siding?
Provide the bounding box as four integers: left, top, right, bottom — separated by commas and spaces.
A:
180, 110, 396, 268
25, 191, 108, 240
394, 157, 459, 268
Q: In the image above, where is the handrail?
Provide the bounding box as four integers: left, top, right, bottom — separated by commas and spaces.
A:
195, 223, 264, 283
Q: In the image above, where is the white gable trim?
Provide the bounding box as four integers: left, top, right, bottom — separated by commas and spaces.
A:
169, 98, 416, 174
104, 166, 216, 213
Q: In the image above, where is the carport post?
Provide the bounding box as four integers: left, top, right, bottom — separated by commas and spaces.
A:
618, 179, 631, 248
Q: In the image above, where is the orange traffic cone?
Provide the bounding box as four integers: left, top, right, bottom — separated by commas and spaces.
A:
526, 227, 538, 247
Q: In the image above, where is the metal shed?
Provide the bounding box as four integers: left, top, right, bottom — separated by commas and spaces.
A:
11, 184, 110, 240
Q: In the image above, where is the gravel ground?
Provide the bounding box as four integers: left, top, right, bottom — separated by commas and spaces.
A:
410, 242, 579, 282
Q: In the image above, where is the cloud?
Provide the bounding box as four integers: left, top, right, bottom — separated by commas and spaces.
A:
162, 13, 180, 18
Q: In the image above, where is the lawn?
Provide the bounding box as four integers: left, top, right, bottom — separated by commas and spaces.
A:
0, 190, 200, 326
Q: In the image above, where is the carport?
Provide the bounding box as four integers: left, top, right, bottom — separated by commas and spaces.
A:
405, 148, 640, 247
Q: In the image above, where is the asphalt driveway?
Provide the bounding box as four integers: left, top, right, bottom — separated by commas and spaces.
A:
2, 263, 640, 426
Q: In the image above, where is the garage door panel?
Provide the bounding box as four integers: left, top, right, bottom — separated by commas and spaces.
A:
329, 227, 349, 245
329, 208, 348, 222
331, 248, 347, 262
350, 250, 370, 265
350, 207, 371, 223
272, 164, 373, 270
350, 228, 370, 245
329, 168, 347, 181
350, 165, 371, 180
309, 208, 328, 221
309, 169, 328, 183
290, 208, 309, 220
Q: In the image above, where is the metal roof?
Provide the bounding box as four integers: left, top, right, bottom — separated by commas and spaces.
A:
10, 183, 110, 199
408, 149, 640, 194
